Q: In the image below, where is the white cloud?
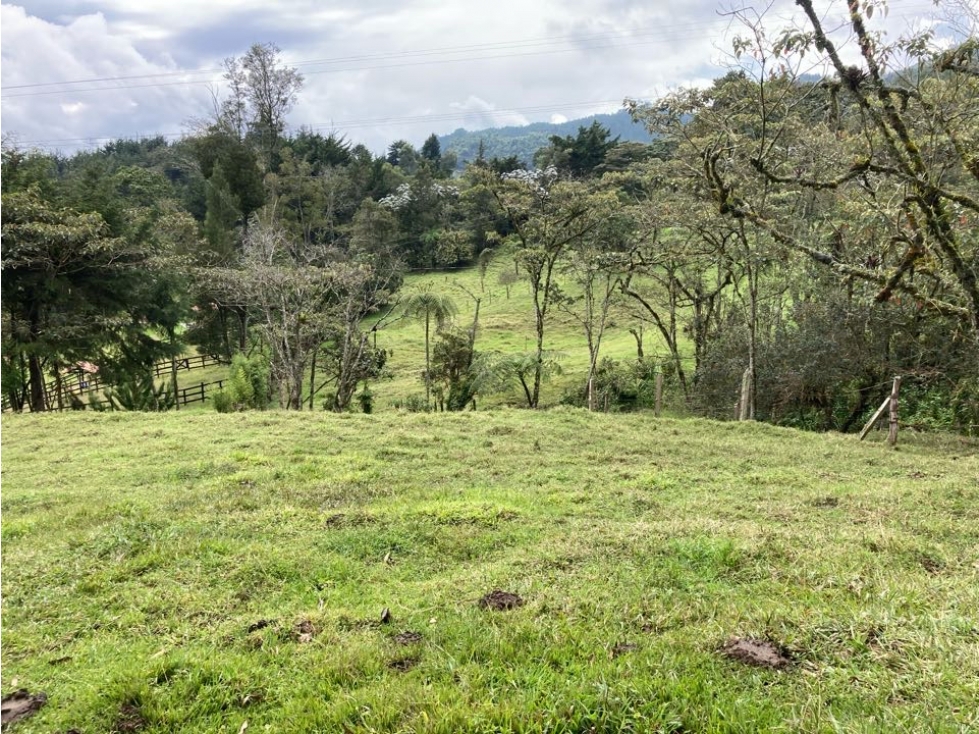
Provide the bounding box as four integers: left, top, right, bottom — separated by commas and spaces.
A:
1, 0, 955, 154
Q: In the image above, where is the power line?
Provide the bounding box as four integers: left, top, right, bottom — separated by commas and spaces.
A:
2, 0, 936, 100
1, 0, 937, 94
1, 26, 705, 92
1, 32, 707, 100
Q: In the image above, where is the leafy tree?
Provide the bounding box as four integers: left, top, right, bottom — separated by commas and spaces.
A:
421, 133, 442, 163
193, 130, 265, 231
556, 215, 631, 410
431, 326, 481, 411
287, 128, 351, 171
386, 140, 420, 174
537, 121, 619, 177
213, 353, 270, 411
202, 161, 241, 261
631, 1, 979, 348
222, 43, 304, 172
1, 185, 184, 411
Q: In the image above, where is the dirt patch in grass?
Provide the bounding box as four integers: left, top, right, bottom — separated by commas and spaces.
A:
917, 553, 945, 574
478, 590, 524, 610
324, 512, 376, 528
611, 642, 638, 658
394, 631, 423, 645
720, 638, 792, 670
247, 619, 275, 633
388, 656, 419, 672
293, 619, 316, 643
2, 689, 47, 727
115, 702, 146, 732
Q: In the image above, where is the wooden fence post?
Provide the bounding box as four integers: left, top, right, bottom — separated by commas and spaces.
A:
858, 395, 891, 440
887, 376, 902, 446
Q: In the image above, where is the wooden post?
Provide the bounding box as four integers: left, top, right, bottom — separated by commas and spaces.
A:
858, 395, 891, 440
887, 376, 901, 446
654, 372, 664, 417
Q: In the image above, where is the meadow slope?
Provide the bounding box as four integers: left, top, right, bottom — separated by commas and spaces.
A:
1, 411, 977, 733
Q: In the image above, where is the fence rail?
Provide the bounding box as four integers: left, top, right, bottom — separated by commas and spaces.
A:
3, 355, 228, 413
177, 380, 225, 407
152, 354, 226, 378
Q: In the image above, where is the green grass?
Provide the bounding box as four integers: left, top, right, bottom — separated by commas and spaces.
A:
2, 410, 977, 732
164, 258, 687, 413
370, 260, 681, 410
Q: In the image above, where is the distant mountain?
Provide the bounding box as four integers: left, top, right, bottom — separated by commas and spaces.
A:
438, 109, 655, 170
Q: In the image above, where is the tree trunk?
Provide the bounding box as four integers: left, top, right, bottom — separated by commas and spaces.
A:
308, 349, 317, 410
28, 354, 46, 413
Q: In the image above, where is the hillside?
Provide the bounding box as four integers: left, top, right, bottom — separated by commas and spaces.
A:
2, 410, 977, 732
437, 109, 655, 168
370, 257, 669, 411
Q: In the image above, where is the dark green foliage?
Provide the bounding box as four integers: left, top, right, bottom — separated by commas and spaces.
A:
192, 131, 265, 224
695, 290, 979, 433
1, 184, 186, 412
560, 358, 664, 412
212, 354, 270, 412
202, 162, 241, 261
386, 140, 420, 173
105, 371, 176, 412
357, 385, 374, 414
538, 121, 619, 177
420, 133, 442, 162
431, 328, 479, 411
287, 129, 352, 170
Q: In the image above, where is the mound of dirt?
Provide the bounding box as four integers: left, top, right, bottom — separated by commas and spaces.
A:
246, 619, 275, 633
478, 590, 524, 611
2, 690, 47, 727
611, 642, 638, 658
394, 631, 423, 645
388, 656, 419, 672
294, 620, 316, 643
115, 703, 145, 732
720, 637, 792, 669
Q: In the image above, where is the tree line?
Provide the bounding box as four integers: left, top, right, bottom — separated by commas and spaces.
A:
3, 8, 977, 432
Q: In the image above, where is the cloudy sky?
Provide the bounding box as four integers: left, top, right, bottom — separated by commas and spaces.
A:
0, 0, 964, 154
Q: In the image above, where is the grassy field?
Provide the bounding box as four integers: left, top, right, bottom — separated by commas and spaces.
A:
372, 260, 672, 410
2, 410, 977, 732
136, 258, 685, 414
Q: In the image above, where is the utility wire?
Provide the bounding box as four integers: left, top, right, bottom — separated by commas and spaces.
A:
2, 33, 708, 100
2, 25, 709, 91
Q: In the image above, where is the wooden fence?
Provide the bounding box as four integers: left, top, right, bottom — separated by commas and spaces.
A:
152, 354, 226, 378
176, 380, 225, 407
3, 355, 228, 413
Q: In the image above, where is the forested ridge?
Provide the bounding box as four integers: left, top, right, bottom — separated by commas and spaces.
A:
437, 109, 656, 169
3, 4, 977, 433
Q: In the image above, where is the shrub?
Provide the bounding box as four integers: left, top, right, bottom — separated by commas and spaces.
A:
212, 354, 270, 412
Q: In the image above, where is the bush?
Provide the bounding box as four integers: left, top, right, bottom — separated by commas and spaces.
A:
212, 354, 270, 412
392, 394, 430, 413
357, 386, 374, 414
212, 389, 234, 414
105, 371, 176, 412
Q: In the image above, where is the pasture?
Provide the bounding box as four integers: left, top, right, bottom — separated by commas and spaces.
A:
1, 410, 977, 732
